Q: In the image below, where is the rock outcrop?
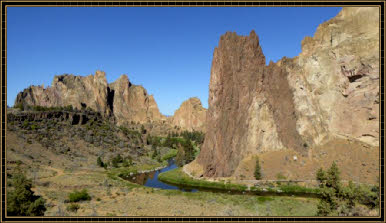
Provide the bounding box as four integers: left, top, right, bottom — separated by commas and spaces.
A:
15, 71, 165, 125
171, 97, 207, 132
15, 71, 111, 116
108, 74, 164, 125
193, 7, 379, 178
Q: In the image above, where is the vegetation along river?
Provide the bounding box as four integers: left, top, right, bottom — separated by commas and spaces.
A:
122, 159, 321, 198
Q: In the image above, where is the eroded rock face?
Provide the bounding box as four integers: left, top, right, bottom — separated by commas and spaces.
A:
171, 97, 207, 132
15, 71, 110, 116
108, 75, 164, 125
15, 71, 165, 125
291, 7, 380, 147
194, 7, 379, 178
195, 31, 306, 177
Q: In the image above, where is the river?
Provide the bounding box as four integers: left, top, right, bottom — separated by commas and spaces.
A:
124, 158, 320, 198
126, 159, 199, 192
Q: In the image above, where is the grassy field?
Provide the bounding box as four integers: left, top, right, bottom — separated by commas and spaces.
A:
156, 188, 319, 216
158, 168, 321, 197
158, 168, 248, 191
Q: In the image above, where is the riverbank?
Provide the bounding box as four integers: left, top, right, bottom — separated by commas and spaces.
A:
159, 168, 321, 197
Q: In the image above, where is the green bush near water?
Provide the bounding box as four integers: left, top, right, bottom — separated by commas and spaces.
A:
158, 168, 248, 191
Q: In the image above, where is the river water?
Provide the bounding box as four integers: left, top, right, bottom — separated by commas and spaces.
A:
126, 159, 199, 192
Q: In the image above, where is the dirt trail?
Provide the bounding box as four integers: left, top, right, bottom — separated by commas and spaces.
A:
39, 166, 65, 179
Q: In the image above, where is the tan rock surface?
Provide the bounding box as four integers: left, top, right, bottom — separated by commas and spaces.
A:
108, 74, 165, 125
15, 72, 165, 125
16, 70, 110, 116
171, 97, 207, 132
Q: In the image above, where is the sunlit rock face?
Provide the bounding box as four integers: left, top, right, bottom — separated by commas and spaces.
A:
15, 70, 111, 116
15, 71, 165, 125
171, 97, 207, 132
193, 7, 379, 178
108, 74, 164, 125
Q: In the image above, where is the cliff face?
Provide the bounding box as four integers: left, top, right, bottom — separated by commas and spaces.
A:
171, 97, 207, 132
15, 71, 165, 125
287, 7, 380, 147
16, 71, 111, 116
194, 7, 379, 178
108, 74, 164, 125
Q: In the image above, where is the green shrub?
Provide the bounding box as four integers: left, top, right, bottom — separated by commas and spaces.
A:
97, 156, 104, 168
30, 124, 37, 131
14, 103, 24, 111
316, 161, 379, 216
111, 154, 123, 168
22, 120, 29, 128
7, 170, 46, 216
68, 189, 91, 202
66, 203, 80, 212
254, 157, 262, 180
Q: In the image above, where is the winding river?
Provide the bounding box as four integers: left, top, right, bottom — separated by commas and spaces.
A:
126, 159, 199, 192
124, 158, 320, 198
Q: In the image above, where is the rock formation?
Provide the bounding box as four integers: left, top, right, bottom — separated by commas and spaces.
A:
108, 74, 164, 125
192, 7, 379, 178
15, 71, 165, 125
15, 71, 111, 116
171, 97, 207, 132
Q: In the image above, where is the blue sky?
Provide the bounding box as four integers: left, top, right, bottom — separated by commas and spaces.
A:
7, 7, 341, 116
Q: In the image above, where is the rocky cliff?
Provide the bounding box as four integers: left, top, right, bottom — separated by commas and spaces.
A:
191, 7, 379, 178
171, 97, 207, 132
15, 71, 111, 116
15, 71, 165, 125
108, 74, 165, 125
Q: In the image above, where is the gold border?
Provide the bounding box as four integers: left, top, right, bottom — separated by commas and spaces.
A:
0, 1, 384, 222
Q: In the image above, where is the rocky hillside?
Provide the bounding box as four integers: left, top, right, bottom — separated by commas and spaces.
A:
15, 71, 165, 125
171, 97, 207, 132
189, 7, 379, 179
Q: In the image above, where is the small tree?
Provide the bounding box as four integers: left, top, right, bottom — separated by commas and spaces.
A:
152, 147, 159, 159
316, 161, 341, 216
97, 156, 104, 168
254, 156, 262, 180
141, 125, 146, 134
327, 161, 341, 192
7, 170, 46, 216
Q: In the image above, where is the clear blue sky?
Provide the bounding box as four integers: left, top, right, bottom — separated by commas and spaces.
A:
7, 7, 341, 116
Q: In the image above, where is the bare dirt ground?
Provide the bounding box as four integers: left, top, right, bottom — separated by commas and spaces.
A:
232, 138, 379, 185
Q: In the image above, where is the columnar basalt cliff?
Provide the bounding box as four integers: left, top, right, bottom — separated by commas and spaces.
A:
15, 71, 165, 125
171, 97, 207, 132
192, 7, 379, 178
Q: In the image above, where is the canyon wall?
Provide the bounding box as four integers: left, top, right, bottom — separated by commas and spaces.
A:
193, 7, 379, 177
